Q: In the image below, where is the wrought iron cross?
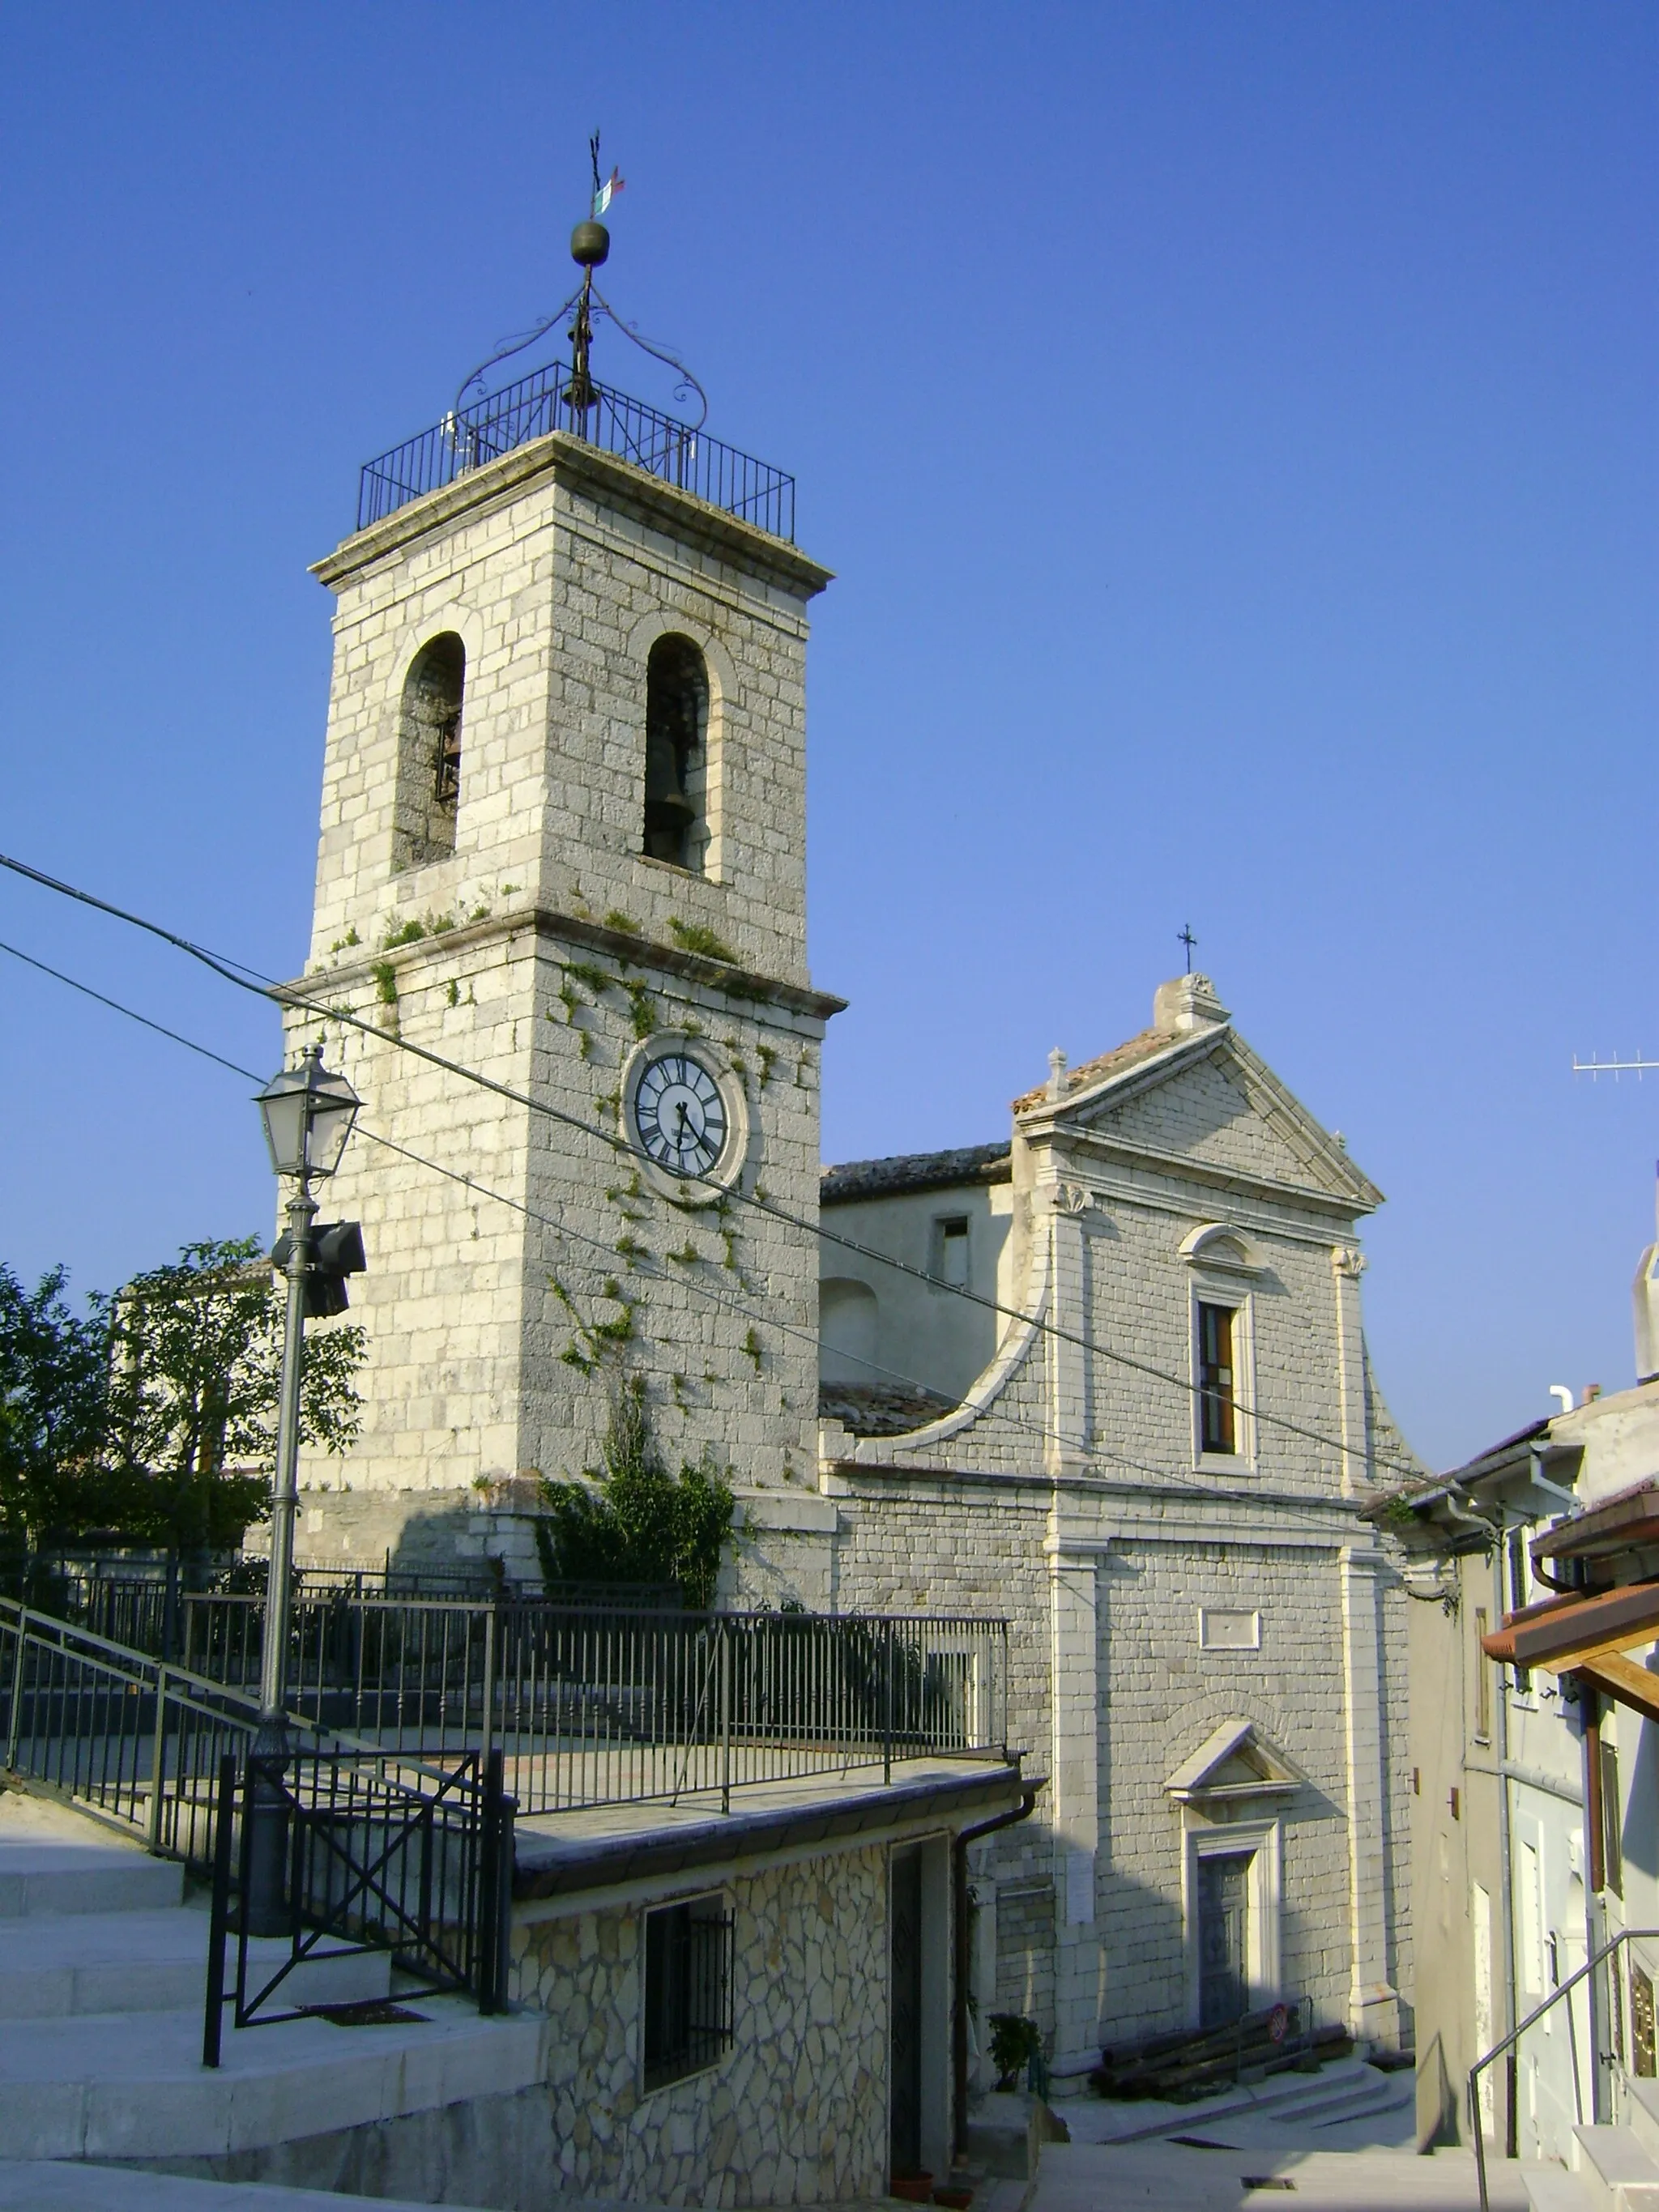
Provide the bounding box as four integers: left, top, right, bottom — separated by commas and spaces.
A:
1179, 923, 1197, 974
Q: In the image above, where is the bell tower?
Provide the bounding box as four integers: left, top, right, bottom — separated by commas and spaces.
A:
286, 212, 838, 1551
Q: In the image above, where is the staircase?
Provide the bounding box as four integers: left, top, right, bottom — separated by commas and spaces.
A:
1522, 2079, 1659, 2210
0, 1788, 544, 2180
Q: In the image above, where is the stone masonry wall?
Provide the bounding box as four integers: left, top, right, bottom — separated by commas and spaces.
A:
510, 1846, 888, 2207
291, 434, 831, 1504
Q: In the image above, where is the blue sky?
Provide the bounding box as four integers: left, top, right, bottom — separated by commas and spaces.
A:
1, 4, 1653, 1469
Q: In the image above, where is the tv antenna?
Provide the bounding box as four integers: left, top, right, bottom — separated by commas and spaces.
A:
1574, 1052, 1659, 1083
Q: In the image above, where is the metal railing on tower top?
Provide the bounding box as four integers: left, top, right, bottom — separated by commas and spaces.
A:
356, 360, 796, 541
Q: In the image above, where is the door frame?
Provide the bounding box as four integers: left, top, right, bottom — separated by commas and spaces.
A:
1183, 1816, 1282, 2030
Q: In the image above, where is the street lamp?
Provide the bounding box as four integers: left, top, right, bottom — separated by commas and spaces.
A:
246, 1042, 360, 1933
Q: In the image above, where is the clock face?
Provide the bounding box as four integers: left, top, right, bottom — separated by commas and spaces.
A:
632, 1051, 729, 1180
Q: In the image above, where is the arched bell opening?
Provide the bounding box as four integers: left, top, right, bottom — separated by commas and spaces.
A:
392, 632, 465, 873
642, 634, 709, 871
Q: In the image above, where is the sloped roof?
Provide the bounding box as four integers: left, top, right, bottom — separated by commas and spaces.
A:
821, 1143, 1011, 1204
1010, 1025, 1174, 1114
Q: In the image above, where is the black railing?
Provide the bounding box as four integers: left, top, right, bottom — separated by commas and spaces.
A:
79, 1592, 1009, 1815
356, 360, 795, 541
203, 1745, 512, 2066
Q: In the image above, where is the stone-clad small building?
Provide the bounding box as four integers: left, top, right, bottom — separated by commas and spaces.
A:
808, 972, 1422, 2086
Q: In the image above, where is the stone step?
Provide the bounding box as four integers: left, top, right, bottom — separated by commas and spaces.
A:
1032, 2139, 1543, 2209
1573, 2124, 1659, 2212
0, 1809, 185, 1919
0, 1998, 547, 2163
0, 2162, 505, 2210
1623, 2075, 1659, 2168
0, 1907, 391, 2018
1526, 2172, 1597, 2212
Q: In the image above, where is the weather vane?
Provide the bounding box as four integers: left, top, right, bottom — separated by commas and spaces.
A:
449, 133, 707, 435
1179, 923, 1197, 974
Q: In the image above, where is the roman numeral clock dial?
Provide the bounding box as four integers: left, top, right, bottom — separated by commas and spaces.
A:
629, 1049, 731, 1183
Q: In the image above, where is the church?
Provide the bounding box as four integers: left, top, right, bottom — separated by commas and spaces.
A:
282, 266, 1418, 2089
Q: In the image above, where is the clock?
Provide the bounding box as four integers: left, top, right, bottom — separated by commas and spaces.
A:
622, 1036, 747, 1199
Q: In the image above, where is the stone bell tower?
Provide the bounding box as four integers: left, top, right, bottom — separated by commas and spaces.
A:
285, 226, 838, 1555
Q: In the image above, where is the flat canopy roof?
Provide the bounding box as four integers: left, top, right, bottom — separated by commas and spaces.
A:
1483, 1580, 1659, 1721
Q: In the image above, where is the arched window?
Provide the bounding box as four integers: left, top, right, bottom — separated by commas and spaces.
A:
642, 634, 709, 871
820, 1278, 879, 1383
392, 633, 464, 872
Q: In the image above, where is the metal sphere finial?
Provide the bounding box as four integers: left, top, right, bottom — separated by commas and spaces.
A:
571, 219, 610, 268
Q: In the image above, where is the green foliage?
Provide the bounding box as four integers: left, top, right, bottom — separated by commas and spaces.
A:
755, 1045, 777, 1087
623, 981, 657, 1040
988, 2014, 1044, 2093
667, 918, 737, 963
383, 918, 425, 948
535, 1379, 734, 1609
445, 978, 459, 1007
614, 1233, 647, 1268
330, 926, 360, 953
603, 909, 641, 936
0, 1264, 111, 1547
100, 1238, 365, 1552
428, 913, 456, 936
565, 961, 611, 997
371, 961, 399, 1007
667, 1241, 701, 1267
0, 1240, 365, 1555
741, 1328, 762, 1371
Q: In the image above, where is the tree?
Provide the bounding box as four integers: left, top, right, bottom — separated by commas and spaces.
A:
99, 1237, 366, 1554
537, 1377, 735, 1610
0, 1264, 111, 1549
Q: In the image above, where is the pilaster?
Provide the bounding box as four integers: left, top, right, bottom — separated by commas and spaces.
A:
1341, 1541, 1400, 2045
1045, 1507, 1109, 2073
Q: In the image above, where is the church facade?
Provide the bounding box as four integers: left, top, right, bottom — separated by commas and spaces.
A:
808, 972, 1419, 2082
284, 362, 1417, 2086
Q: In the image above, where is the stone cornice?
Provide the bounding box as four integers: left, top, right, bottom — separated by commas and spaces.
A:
1034, 1122, 1374, 1224
312, 431, 835, 603
288, 905, 847, 1025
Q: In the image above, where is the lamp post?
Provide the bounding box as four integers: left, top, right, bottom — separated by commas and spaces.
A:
246, 1042, 360, 1933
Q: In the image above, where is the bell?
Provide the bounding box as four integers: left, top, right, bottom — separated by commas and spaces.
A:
643, 728, 696, 839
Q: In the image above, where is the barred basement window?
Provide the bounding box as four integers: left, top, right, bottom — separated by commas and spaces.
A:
643, 1893, 732, 2091
1197, 1301, 1237, 1455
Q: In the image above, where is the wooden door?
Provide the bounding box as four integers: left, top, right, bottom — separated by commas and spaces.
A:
889, 1846, 923, 2176
1198, 1852, 1252, 2029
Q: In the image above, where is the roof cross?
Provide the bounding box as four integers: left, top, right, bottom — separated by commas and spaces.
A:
1179, 923, 1197, 974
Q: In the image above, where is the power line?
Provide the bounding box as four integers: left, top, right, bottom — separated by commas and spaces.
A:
0, 932, 1366, 1519
0, 849, 1421, 1484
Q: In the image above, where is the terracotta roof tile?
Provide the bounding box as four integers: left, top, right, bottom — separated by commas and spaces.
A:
1011, 1025, 1179, 1115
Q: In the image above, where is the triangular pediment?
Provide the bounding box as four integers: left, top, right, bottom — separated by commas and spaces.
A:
1165, 1720, 1303, 1803
1054, 1029, 1380, 1209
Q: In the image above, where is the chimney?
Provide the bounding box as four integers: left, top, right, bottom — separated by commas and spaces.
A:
1636, 1164, 1659, 1383
1153, 972, 1230, 1037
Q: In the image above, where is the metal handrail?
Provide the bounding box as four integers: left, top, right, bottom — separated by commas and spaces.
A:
1470, 1923, 1659, 2210
356, 359, 796, 541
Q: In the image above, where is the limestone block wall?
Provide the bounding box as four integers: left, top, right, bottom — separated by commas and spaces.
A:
510, 1846, 888, 2207
1094, 1539, 1357, 2048
306, 440, 824, 992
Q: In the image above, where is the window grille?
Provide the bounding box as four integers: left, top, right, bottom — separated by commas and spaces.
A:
643, 1894, 733, 2091
1196, 1301, 1237, 1455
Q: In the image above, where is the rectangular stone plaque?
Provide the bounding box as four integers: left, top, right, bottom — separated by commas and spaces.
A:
1200, 1609, 1261, 1651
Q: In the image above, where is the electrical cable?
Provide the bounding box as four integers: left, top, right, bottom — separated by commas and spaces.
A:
0, 849, 1421, 1484
0, 931, 1368, 1519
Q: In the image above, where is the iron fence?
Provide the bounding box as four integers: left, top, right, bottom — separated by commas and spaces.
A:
203, 1745, 511, 2065
356, 360, 795, 542
140, 1596, 1009, 1814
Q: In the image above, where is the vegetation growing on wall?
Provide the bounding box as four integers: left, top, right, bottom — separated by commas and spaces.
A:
535, 1377, 734, 1609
